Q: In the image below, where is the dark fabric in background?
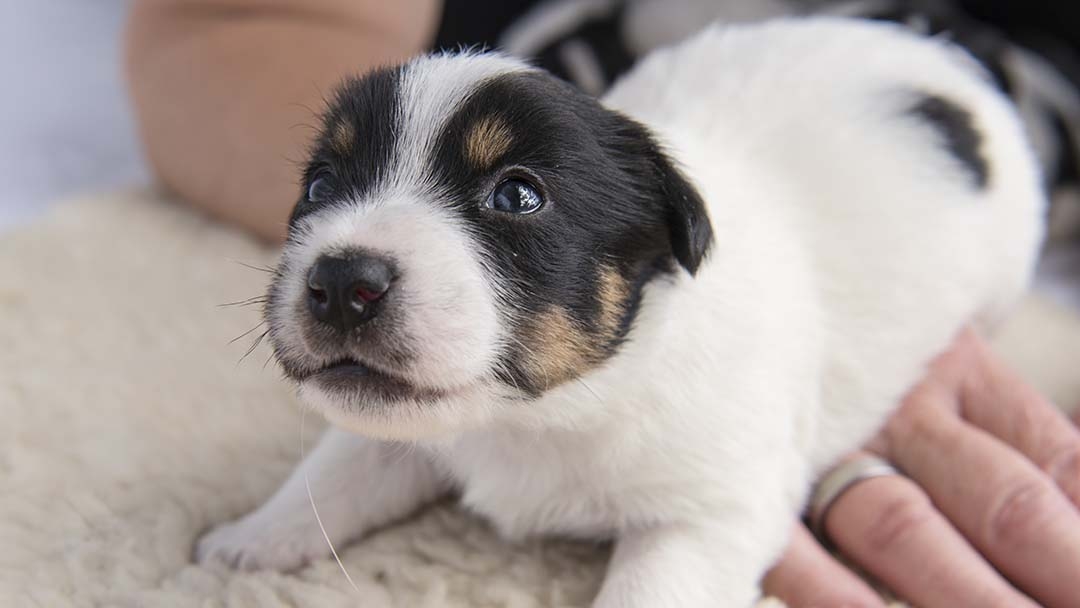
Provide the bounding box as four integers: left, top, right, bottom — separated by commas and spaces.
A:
962, 0, 1079, 51
434, 1, 1078, 83
433, 0, 544, 51
962, 0, 1079, 83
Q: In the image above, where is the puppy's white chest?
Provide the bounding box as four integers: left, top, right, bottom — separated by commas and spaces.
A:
435, 430, 628, 540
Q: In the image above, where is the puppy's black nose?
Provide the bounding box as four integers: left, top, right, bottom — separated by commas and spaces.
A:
307, 253, 394, 332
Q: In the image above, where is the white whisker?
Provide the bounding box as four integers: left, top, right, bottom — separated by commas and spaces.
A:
301, 408, 361, 593
575, 377, 603, 405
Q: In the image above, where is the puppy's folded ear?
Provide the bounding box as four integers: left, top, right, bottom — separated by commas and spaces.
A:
651, 148, 713, 276
556, 75, 716, 276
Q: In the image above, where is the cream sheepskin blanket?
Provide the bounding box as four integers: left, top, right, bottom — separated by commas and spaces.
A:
2, 191, 1078, 607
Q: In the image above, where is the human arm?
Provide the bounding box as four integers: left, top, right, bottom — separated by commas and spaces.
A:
125, 0, 439, 242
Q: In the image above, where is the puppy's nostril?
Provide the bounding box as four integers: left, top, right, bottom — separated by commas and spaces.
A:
353, 284, 386, 304
306, 268, 332, 324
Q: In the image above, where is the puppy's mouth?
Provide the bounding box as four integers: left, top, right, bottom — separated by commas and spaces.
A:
301, 357, 447, 402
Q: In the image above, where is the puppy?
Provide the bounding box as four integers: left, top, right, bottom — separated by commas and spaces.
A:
197, 18, 1044, 606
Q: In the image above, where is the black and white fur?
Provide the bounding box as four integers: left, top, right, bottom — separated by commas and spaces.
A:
197, 18, 1045, 606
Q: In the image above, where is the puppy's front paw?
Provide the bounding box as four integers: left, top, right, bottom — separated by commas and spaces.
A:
194, 511, 333, 572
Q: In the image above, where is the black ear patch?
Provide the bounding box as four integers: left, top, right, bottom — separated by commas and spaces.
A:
910, 93, 989, 188
653, 151, 713, 275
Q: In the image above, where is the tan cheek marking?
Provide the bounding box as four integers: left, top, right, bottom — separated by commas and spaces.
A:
597, 265, 630, 339
519, 306, 596, 390
331, 120, 355, 154
518, 268, 630, 391
464, 116, 513, 171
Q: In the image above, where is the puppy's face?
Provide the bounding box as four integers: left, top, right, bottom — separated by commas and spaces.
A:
267, 54, 713, 438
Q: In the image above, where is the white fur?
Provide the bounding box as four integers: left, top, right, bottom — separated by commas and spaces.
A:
199, 19, 1044, 606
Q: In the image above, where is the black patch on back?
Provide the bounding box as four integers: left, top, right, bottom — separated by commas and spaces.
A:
911, 94, 989, 188
289, 66, 403, 227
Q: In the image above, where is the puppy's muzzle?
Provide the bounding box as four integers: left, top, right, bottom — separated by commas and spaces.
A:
306, 252, 394, 334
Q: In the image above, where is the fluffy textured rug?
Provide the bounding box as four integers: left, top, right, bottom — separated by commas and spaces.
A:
1, 191, 1077, 607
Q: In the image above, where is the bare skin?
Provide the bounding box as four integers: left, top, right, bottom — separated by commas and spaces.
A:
126, 0, 439, 241
127, 3, 1080, 605
764, 329, 1080, 608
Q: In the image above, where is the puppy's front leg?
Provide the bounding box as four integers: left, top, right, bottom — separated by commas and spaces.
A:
594, 523, 767, 608
196, 427, 447, 571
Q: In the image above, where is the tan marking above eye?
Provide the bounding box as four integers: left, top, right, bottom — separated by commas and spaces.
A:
464, 116, 513, 171
331, 120, 355, 153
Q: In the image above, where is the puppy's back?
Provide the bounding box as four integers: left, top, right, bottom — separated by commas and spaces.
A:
606, 18, 1045, 469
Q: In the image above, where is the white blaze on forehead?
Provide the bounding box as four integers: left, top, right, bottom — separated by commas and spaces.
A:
390, 52, 530, 191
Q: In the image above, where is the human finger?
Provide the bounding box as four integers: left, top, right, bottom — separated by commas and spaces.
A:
952, 331, 1080, 506
825, 460, 1036, 608
761, 523, 886, 608
885, 389, 1080, 608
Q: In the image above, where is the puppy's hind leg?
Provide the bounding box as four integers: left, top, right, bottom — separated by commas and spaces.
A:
195, 427, 448, 571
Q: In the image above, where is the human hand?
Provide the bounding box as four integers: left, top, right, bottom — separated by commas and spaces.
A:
763, 328, 1080, 607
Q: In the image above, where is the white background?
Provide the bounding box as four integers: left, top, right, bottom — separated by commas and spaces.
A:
0, 0, 147, 232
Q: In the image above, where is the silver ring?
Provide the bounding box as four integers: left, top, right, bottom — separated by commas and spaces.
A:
808, 455, 901, 543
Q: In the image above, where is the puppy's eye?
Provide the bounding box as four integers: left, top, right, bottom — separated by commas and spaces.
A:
307, 175, 335, 203
486, 179, 544, 214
